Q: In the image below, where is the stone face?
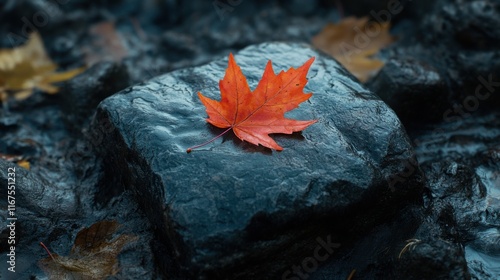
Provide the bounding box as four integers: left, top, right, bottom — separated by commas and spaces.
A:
415, 0, 500, 108
367, 0, 500, 127
397, 238, 471, 280
421, 0, 500, 50
93, 42, 423, 278
0, 158, 158, 280
408, 112, 500, 279
60, 62, 130, 131
368, 58, 449, 125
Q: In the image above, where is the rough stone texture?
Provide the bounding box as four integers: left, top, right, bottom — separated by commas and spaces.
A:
408, 112, 500, 279
60, 62, 130, 131
2, 0, 499, 278
93, 42, 424, 279
0, 57, 156, 278
0, 157, 158, 279
420, 0, 500, 50
368, 0, 500, 128
397, 238, 471, 280
309, 205, 423, 279
419, 0, 500, 105
368, 58, 448, 125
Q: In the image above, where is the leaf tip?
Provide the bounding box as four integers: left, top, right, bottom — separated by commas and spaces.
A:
228, 52, 236, 64
304, 56, 316, 69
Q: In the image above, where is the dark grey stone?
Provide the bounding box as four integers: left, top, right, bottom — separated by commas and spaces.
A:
368, 58, 449, 125
0, 157, 159, 280
284, 0, 319, 16
415, 0, 500, 108
396, 238, 471, 280
369, 0, 500, 125
409, 112, 500, 279
60, 62, 130, 131
92, 42, 423, 279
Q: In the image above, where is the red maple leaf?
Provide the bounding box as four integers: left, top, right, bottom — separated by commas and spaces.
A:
187, 53, 317, 152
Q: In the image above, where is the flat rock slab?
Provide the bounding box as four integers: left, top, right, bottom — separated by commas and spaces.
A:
93, 42, 422, 279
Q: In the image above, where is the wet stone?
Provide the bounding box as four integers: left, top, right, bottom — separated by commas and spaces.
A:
410, 112, 500, 279
59, 62, 130, 131
368, 58, 449, 126
92, 42, 424, 279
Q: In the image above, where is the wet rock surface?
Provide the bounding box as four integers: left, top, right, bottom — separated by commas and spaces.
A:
0, 0, 499, 279
0, 157, 157, 279
367, 58, 449, 124
408, 112, 500, 279
367, 0, 500, 128
59, 62, 130, 131
93, 42, 423, 279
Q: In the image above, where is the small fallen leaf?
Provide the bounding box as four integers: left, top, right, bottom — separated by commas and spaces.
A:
312, 16, 395, 82
187, 53, 317, 152
0, 32, 85, 102
83, 21, 128, 66
39, 220, 137, 280
0, 153, 30, 169
16, 159, 30, 170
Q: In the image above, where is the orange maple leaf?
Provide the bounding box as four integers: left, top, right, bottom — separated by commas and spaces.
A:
187, 53, 317, 152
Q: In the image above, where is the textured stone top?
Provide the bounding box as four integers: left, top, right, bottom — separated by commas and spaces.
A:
94, 42, 421, 278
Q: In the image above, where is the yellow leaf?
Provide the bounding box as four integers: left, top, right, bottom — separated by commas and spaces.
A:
39, 220, 137, 280
0, 154, 30, 169
312, 17, 396, 82
42, 67, 87, 85
17, 160, 30, 170
0, 32, 85, 102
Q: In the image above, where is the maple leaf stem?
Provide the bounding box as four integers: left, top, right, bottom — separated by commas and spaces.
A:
186, 127, 233, 153
40, 242, 56, 261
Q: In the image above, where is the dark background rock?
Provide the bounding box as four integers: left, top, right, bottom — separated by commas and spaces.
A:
368, 58, 449, 125
0, 156, 159, 279
396, 239, 471, 280
408, 112, 500, 279
309, 205, 423, 279
368, 0, 500, 128
59, 62, 130, 132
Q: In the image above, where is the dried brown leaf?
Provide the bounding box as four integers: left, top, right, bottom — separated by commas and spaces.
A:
39, 220, 137, 280
83, 21, 128, 66
0, 32, 85, 102
312, 17, 395, 82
